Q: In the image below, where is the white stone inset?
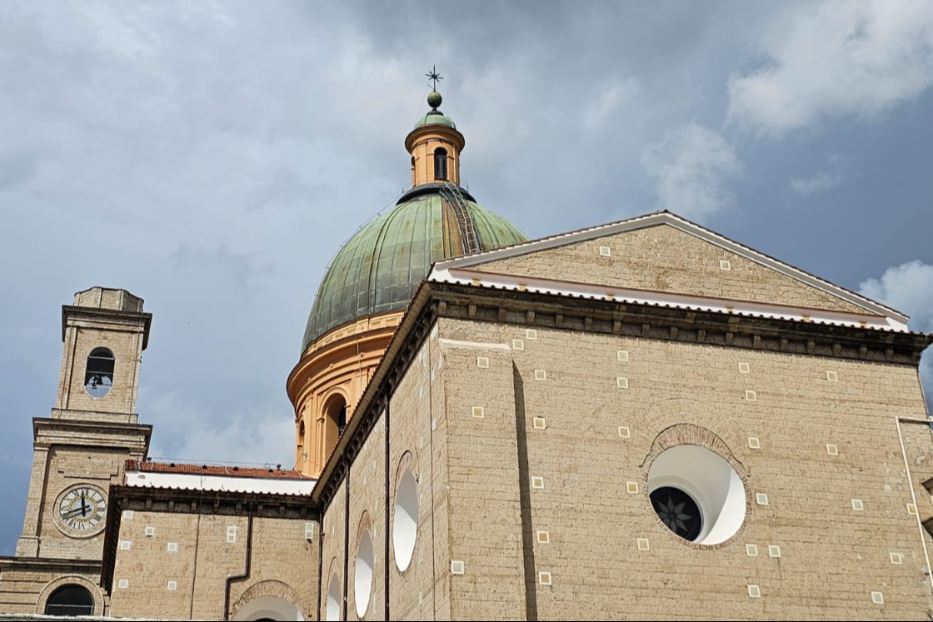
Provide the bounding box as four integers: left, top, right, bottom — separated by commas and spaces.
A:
118, 579, 128, 590
626, 481, 639, 494
472, 407, 485, 419
532, 476, 545, 490
533, 417, 547, 430
745, 390, 757, 401
768, 544, 781, 558
851, 499, 864, 511
617, 350, 629, 362
618, 426, 631, 439
476, 356, 489, 369
451, 560, 465, 575
167, 542, 178, 553
748, 437, 760, 450
826, 370, 838, 382
747, 584, 761, 598
119, 540, 132, 551
738, 362, 750, 374
871, 591, 884, 605
539, 571, 553, 585
599, 246, 612, 257
526, 329, 538, 340
890, 552, 903, 565
512, 339, 525, 351
535, 369, 547, 381
637, 538, 650, 551
167, 580, 177, 591
756, 493, 769, 506
746, 544, 758, 557
720, 259, 732, 271
826, 444, 838, 456
536, 530, 550, 544
144, 526, 155, 537
617, 377, 629, 389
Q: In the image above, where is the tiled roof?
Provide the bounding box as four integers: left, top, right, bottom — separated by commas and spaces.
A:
126, 460, 308, 480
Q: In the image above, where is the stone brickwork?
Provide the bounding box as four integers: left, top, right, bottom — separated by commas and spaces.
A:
108, 510, 316, 620
0, 560, 103, 616
430, 316, 933, 620
322, 479, 347, 620
479, 224, 872, 315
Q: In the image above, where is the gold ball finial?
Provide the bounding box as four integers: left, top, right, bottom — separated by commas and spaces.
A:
427, 90, 442, 109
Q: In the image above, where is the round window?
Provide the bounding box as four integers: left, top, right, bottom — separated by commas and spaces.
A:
325, 574, 340, 621
650, 486, 702, 541
393, 467, 418, 572
647, 445, 746, 545
354, 525, 374, 617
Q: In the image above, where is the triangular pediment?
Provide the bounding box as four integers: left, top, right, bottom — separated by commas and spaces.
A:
436, 212, 905, 323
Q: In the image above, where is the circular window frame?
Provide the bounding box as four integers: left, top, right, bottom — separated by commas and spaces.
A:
642, 424, 751, 549
52, 483, 108, 539
392, 453, 419, 574
354, 514, 375, 618
324, 567, 341, 622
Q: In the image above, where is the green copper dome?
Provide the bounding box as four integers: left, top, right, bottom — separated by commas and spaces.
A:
414, 110, 456, 129
302, 189, 526, 351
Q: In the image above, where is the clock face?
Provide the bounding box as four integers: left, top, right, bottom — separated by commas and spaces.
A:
57, 486, 106, 535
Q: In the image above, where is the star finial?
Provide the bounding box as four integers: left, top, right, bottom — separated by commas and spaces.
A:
425, 65, 443, 91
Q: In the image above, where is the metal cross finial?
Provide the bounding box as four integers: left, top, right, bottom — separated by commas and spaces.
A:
425, 65, 443, 91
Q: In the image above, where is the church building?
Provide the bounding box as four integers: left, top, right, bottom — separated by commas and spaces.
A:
1, 85, 932, 620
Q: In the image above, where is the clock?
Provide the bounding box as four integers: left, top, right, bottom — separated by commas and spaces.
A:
55, 485, 107, 537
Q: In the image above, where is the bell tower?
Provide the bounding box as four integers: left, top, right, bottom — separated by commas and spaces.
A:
15, 287, 152, 559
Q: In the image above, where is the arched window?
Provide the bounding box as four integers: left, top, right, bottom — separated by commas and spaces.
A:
323, 394, 348, 462
44, 584, 94, 616
433, 147, 448, 181
84, 348, 114, 398
297, 420, 306, 466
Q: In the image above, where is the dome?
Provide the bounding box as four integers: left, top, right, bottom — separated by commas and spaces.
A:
414, 110, 456, 129
302, 188, 526, 351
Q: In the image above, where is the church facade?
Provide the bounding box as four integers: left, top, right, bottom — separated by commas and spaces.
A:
2, 88, 933, 620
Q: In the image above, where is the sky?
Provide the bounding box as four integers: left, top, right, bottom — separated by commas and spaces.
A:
1, 0, 932, 554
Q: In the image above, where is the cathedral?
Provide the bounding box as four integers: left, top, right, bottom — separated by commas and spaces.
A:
2, 85, 933, 621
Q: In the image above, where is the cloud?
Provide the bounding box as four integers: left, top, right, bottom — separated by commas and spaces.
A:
789, 171, 844, 196
641, 123, 742, 221
582, 79, 641, 132
144, 390, 294, 468
859, 260, 933, 411
728, 0, 933, 138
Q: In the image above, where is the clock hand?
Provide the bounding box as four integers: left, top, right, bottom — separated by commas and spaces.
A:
62, 506, 85, 519
80, 492, 88, 517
